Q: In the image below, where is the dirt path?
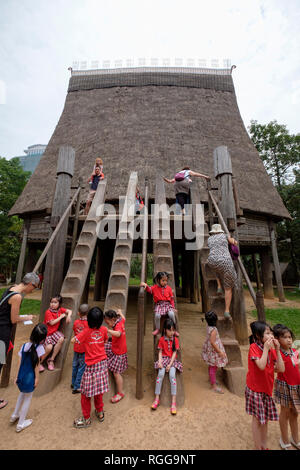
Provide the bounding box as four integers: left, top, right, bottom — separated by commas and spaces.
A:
0, 288, 299, 450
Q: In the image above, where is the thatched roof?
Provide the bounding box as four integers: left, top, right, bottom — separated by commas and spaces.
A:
10, 67, 290, 220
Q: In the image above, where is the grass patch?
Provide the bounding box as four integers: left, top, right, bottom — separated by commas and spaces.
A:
129, 277, 153, 286
0, 288, 40, 316
251, 307, 300, 339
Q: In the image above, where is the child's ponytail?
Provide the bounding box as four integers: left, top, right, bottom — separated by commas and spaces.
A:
29, 323, 48, 368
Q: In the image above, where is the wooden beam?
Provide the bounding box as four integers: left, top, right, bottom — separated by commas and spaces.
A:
270, 222, 285, 302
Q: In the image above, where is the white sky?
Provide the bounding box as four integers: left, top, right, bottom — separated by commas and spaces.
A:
0, 0, 299, 159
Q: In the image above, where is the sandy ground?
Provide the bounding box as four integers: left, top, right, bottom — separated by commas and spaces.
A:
0, 287, 299, 451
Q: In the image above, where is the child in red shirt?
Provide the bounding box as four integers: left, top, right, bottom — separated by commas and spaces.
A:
140, 271, 178, 336
41, 295, 72, 371
245, 321, 285, 450
71, 303, 89, 394
104, 308, 128, 403
71, 307, 109, 428
151, 318, 183, 415
273, 324, 300, 450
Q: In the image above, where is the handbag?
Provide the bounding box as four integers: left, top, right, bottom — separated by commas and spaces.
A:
229, 243, 239, 261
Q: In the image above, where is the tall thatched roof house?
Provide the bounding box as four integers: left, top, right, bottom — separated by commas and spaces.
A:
10, 66, 289, 301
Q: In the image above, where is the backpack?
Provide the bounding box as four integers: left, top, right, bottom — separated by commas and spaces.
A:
228, 243, 239, 261
174, 172, 185, 181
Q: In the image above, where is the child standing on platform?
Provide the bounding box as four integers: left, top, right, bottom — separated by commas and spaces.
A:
140, 271, 178, 336
273, 324, 300, 450
202, 310, 228, 394
72, 307, 109, 428
104, 309, 128, 403
41, 295, 72, 371
71, 304, 89, 394
10, 323, 47, 432
151, 318, 182, 415
245, 321, 285, 450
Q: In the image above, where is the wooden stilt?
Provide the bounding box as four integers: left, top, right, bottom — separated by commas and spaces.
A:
260, 248, 274, 299
270, 222, 285, 302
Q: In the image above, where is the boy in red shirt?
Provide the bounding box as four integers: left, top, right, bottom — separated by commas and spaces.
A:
71, 304, 89, 394
104, 309, 128, 403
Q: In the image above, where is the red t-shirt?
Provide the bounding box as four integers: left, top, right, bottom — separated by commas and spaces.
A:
75, 326, 108, 365
277, 349, 300, 386
145, 284, 175, 308
73, 317, 88, 353
111, 318, 127, 355
44, 308, 67, 336
246, 342, 277, 396
158, 336, 180, 359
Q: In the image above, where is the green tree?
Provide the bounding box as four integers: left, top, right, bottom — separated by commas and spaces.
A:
0, 157, 30, 280
248, 121, 300, 283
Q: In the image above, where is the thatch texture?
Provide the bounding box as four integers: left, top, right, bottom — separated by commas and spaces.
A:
10, 68, 290, 219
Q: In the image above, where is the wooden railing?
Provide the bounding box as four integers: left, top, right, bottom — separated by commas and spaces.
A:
136, 178, 149, 399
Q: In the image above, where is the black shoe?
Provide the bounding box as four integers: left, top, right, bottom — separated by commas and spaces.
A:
71, 384, 74, 389
72, 389, 81, 394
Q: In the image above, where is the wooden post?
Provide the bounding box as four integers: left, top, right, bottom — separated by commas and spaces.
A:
256, 290, 266, 322
252, 253, 262, 291
213, 146, 248, 344
207, 180, 214, 229
270, 222, 285, 302
94, 244, 102, 301
260, 248, 274, 299
70, 177, 83, 259
40, 146, 75, 320
16, 219, 30, 283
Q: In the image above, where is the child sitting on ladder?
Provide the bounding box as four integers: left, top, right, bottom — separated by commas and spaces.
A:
151, 318, 183, 415
40, 295, 72, 371
84, 166, 104, 215
140, 271, 179, 337
104, 308, 128, 403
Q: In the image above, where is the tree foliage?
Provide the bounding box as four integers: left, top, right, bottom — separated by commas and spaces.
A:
0, 157, 30, 279
248, 121, 300, 283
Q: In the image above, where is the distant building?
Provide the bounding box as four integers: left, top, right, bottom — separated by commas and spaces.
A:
14, 144, 46, 173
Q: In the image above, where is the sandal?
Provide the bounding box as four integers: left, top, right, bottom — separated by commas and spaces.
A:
10, 414, 19, 423
0, 399, 8, 410
170, 403, 177, 415
212, 386, 224, 394
73, 416, 91, 428
47, 359, 55, 371
39, 364, 45, 373
279, 437, 292, 450
111, 393, 124, 403
16, 419, 33, 432
95, 410, 105, 422
151, 399, 160, 410
291, 437, 300, 450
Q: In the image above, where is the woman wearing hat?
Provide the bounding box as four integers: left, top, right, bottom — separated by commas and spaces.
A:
207, 224, 238, 319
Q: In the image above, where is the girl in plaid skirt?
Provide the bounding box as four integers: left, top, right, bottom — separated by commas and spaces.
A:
245, 321, 285, 450
140, 272, 179, 337
71, 307, 109, 428
104, 309, 128, 404
151, 318, 183, 415
40, 295, 72, 371
273, 324, 300, 450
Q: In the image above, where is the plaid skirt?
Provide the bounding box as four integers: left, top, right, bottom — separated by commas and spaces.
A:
154, 356, 183, 373
154, 301, 174, 316
105, 340, 128, 374
245, 385, 279, 424
80, 360, 109, 397
274, 379, 300, 412
44, 331, 64, 346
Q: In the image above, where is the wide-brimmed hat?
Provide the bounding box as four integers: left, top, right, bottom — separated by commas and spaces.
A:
209, 224, 224, 234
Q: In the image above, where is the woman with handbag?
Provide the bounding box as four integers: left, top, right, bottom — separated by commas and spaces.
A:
207, 224, 239, 320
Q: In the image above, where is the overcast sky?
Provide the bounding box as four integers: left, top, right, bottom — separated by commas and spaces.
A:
0, 0, 299, 159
